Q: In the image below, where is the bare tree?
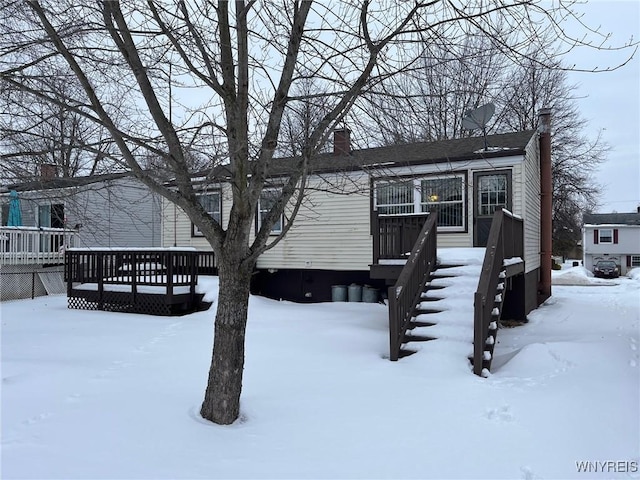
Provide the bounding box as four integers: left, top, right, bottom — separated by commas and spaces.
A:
496, 50, 609, 256
1, 0, 632, 425
1, 78, 115, 181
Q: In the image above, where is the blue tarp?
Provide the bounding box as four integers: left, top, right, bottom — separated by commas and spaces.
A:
7, 190, 22, 226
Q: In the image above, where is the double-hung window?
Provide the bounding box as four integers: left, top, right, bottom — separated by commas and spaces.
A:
598, 229, 613, 244
192, 191, 221, 236
374, 174, 465, 231
257, 188, 283, 235
631, 256, 640, 267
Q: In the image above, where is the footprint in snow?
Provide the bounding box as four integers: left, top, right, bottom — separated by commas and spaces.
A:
485, 405, 513, 422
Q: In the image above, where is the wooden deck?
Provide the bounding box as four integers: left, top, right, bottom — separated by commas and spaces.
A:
66, 248, 216, 315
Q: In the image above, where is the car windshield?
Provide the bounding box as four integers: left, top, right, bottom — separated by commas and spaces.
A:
596, 261, 616, 268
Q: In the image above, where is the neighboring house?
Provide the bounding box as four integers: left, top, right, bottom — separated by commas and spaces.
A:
1, 172, 162, 248
0, 172, 161, 301
162, 124, 547, 315
582, 211, 640, 275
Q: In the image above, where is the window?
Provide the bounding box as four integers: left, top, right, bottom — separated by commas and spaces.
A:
374, 174, 465, 231
477, 174, 507, 216
598, 229, 613, 244
631, 256, 640, 267
375, 181, 414, 215
192, 191, 221, 236
258, 188, 283, 235
420, 177, 463, 228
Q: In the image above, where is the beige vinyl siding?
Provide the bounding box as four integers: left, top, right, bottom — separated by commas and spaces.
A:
522, 136, 541, 272
256, 174, 372, 270
161, 175, 373, 270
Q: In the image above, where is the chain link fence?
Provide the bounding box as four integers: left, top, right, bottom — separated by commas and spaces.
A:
0, 265, 65, 302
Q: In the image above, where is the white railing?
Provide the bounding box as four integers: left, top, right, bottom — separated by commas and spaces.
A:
0, 226, 79, 265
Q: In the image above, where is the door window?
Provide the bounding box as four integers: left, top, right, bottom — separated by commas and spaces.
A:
478, 174, 508, 216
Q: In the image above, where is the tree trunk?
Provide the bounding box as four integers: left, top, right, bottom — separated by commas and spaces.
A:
200, 257, 253, 425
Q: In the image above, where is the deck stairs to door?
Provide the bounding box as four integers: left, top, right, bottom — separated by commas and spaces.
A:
381, 209, 524, 374
399, 248, 504, 371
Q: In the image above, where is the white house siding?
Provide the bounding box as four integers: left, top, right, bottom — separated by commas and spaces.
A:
522, 135, 541, 273
8, 178, 161, 248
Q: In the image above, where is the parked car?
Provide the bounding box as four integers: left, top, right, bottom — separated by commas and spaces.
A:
593, 260, 620, 278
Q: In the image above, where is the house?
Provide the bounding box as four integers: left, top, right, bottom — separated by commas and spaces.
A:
0, 172, 162, 301
1, 172, 162, 248
162, 113, 551, 318
582, 211, 640, 275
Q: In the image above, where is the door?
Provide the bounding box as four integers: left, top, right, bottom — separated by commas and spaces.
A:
473, 171, 511, 247
37, 204, 64, 251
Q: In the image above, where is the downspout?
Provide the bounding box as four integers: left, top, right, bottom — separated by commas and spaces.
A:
538, 108, 552, 303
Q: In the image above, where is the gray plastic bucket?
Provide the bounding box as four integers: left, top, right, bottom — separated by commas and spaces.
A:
331, 285, 347, 302
348, 284, 362, 302
362, 286, 379, 303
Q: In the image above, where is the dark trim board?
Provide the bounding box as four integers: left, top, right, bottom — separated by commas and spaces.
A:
251, 268, 387, 303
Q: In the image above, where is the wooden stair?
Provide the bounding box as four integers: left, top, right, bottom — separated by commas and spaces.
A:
470, 268, 506, 375
396, 263, 467, 359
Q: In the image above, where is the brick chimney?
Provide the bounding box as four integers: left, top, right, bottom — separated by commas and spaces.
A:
538, 108, 552, 304
40, 164, 58, 180
333, 128, 351, 155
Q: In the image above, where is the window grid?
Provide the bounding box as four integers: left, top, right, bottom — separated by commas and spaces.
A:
631, 256, 640, 267
478, 174, 507, 216
375, 181, 414, 215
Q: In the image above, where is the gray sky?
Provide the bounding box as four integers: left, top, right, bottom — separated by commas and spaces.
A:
563, 0, 639, 214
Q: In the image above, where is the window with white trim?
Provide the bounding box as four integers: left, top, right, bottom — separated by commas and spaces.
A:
374, 175, 465, 231
193, 191, 221, 236
631, 256, 640, 267
375, 180, 414, 215
258, 188, 283, 235
598, 229, 613, 244
420, 177, 464, 228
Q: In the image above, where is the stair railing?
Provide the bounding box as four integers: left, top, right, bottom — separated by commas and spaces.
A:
473, 209, 523, 376
388, 210, 438, 361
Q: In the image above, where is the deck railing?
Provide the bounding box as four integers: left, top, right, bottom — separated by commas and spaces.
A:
65, 248, 216, 313
0, 226, 79, 265
387, 211, 438, 361
473, 209, 523, 376
373, 213, 431, 263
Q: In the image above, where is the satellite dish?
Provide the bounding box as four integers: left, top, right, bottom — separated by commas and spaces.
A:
462, 102, 495, 151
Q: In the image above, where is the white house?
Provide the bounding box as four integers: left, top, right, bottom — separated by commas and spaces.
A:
582, 211, 640, 275
162, 123, 550, 315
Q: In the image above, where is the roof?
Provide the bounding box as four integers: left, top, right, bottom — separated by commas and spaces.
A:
192, 130, 536, 182
6, 130, 537, 192
277, 130, 536, 176
583, 212, 640, 226
2, 172, 131, 193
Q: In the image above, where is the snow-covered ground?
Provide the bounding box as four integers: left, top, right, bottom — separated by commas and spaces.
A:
2, 258, 639, 479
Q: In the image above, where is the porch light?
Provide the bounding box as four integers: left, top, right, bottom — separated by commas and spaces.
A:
429, 194, 439, 202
